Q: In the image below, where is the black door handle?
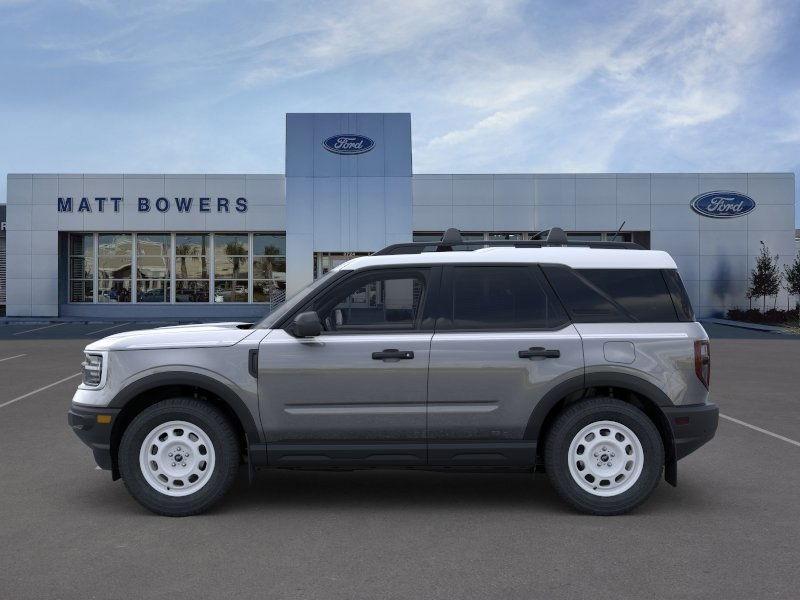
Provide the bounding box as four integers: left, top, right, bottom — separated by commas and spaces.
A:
372, 349, 414, 360
518, 347, 560, 359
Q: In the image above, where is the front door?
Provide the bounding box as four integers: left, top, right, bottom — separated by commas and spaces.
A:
258, 267, 437, 466
426, 265, 584, 466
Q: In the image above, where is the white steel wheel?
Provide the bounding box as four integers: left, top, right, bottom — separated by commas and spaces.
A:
567, 420, 644, 497
138, 420, 217, 497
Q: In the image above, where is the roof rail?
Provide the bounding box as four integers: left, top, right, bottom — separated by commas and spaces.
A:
372, 228, 644, 256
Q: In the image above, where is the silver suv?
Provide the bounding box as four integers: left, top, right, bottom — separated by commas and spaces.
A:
68, 228, 718, 516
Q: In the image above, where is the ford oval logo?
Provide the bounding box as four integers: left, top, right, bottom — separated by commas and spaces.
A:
690, 191, 756, 218
322, 134, 375, 155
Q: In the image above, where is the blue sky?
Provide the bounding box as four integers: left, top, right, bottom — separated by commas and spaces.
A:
1, 0, 799, 224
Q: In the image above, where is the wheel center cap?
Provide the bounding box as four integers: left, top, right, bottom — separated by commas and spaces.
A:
600, 454, 609, 462
174, 454, 183, 462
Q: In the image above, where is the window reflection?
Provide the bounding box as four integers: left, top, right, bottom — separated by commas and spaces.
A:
98, 234, 132, 303
214, 234, 249, 302
176, 234, 209, 302
136, 234, 171, 302
67, 232, 286, 305
253, 233, 286, 303
69, 233, 94, 303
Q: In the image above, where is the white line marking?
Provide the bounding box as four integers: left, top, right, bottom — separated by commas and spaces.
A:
0, 354, 26, 363
12, 323, 64, 336
0, 373, 82, 409
720, 413, 800, 448
87, 322, 130, 336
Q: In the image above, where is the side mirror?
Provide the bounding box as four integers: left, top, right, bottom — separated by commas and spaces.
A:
292, 311, 322, 338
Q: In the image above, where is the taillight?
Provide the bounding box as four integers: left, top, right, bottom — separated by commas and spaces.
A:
694, 340, 710, 389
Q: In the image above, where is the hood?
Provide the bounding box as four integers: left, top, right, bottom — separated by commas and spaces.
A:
85, 322, 255, 351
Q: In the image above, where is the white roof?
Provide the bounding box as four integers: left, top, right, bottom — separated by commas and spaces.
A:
336, 247, 678, 271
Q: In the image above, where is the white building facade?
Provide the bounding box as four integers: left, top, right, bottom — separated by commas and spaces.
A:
4, 113, 796, 319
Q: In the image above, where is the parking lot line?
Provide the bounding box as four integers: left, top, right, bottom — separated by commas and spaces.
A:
0, 372, 81, 409
0, 353, 27, 363
720, 413, 800, 448
86, 322, 130, 336
12, 323, 64, 336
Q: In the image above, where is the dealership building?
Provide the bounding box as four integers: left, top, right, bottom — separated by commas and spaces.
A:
2, 112, 796, 320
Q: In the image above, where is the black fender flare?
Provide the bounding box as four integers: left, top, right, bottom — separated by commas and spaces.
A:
108, 371, 262, 443
524, 372, 677, 485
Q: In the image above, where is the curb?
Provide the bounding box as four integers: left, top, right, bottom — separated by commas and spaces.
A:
704, 318, 796, 334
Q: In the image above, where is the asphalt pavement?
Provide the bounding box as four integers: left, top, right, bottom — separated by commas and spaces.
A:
0, 321, 798, 599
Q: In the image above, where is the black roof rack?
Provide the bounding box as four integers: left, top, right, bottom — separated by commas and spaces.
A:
373, 227, 644, 256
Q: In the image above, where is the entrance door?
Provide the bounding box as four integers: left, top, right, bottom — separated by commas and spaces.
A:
258, 266, 437, 466
426, 265, 584, 466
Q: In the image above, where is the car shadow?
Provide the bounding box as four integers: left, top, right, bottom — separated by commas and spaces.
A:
218, 468, 707, 516
71, 467, 713, 518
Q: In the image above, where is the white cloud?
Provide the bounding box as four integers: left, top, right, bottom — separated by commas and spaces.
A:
238, 0, 521, 88
413, 0, 794, 173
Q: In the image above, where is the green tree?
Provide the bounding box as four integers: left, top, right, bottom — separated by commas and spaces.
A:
748, 242, 781, 311
783, 253, 800, 312
225, 241, 247, 277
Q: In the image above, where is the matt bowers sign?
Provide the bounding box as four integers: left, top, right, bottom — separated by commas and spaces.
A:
690, 191, 756, 218
323, 134, 375, 155
57, 196, 248, 213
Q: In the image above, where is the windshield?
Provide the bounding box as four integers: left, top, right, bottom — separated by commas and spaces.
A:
257, 269, 345, 328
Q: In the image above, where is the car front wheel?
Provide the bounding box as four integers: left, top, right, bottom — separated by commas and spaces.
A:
544, 398, 664, 515
118, 398, 240, 516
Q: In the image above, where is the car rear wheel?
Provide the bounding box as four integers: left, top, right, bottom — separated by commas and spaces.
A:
118, 398, 239, 516
544, 398, 664, 515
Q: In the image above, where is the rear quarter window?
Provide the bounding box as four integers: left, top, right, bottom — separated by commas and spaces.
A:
577, 269, 678, 322
542, 266, 683, 323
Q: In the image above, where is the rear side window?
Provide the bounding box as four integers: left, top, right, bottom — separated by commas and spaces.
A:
542, 266, 683, 323
447, 266, 568, 330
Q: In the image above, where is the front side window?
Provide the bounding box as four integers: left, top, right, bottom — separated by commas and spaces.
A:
448, 266, 567, 330
97, 234, 132, 303
311, 270, 428, 332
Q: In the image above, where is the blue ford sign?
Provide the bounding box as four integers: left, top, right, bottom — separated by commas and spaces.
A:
690, 191, 756, 218
323, 134, 375, 155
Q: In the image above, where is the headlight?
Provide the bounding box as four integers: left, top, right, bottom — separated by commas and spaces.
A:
82, 353, 104, 386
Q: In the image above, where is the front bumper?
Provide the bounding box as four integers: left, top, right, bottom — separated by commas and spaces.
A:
663, 402, 719, 460
68, 404, 121, 470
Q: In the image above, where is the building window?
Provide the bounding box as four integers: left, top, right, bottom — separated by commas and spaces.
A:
487, 232, 524, 241
313, 252, 371, 279
69, 234, 94, 303
175, 234, 209, 303
412, 232, 488, 251
214, 234, 249, 302
67, 232, 286, 305
253, 234, 286, 303
413, 231, 637, 248
97, 234, 132, 303
136, 234, 171, 302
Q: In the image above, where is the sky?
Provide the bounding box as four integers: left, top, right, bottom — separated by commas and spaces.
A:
1, 0, 799, 224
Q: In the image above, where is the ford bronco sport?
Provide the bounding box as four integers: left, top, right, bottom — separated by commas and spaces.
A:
68, 228, 718, 516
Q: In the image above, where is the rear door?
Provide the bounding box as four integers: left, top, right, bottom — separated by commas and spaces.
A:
258, 267, 438, 465
426, 265, 584, 466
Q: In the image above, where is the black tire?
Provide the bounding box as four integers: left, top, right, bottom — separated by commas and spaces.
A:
118, 398, 240, 517
544, 398, 664, 515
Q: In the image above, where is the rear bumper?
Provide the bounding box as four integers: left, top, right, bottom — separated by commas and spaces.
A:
663, 402, 719, 460
68, 404, 121, 470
